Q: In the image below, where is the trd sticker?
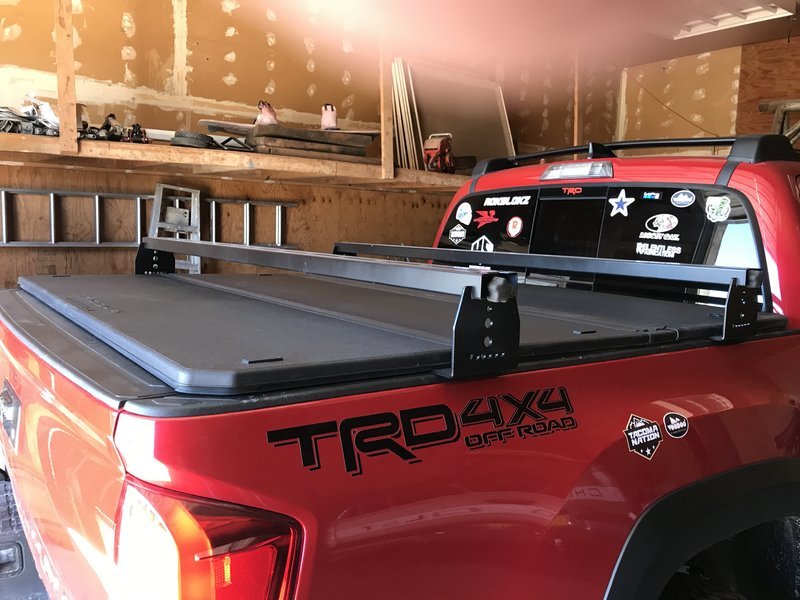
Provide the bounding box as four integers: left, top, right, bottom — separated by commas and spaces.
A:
608, 189, 635, 217
474, 210, 499, 228
267, 387, 577, 475
671, 190, 695, 208
471, 235, 494, 252
562, 187, 583, 195
456, 202, 472, 225
506, 216, 523, 238
663, 412, 689, 438
624, 414, 662, 460
449, 224, 467, 245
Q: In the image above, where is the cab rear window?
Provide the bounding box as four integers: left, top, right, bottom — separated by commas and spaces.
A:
438, 184, 759, 271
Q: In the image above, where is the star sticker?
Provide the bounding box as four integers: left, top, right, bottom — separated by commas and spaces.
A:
609, 189, 635, 217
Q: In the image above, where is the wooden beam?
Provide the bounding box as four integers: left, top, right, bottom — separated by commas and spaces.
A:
0, 135, 61, 154
53, 0, 78, 155
379, 52, 395, 180
77, 142, 387, 179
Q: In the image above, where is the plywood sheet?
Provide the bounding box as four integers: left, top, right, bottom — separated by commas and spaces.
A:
621, 47, 741, 141
407, 62, 514, 162
737, 38, 800, 136
59, 195, 94, 242
73, 0, 174, 87
0, 0, 55, 74
503, 56, 578, 149
185, 0, 379, 122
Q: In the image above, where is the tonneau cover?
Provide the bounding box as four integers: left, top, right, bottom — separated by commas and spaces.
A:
14, 273, 787, 395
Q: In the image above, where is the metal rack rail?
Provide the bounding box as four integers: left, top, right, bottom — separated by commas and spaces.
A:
332, 242, 757, 290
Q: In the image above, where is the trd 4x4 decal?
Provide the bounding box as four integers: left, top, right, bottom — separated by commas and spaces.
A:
267, 387, 577, 475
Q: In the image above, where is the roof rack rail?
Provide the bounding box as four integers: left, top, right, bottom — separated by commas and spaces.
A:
332, 242, 760, 291
473, 134, 799, 176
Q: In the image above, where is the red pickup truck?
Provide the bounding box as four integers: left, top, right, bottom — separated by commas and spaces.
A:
2, 134, 800, 600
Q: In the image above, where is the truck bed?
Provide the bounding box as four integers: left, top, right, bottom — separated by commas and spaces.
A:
5, 273, 787, 397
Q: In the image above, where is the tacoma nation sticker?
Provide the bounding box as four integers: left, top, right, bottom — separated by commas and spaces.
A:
624, 414, 663, 460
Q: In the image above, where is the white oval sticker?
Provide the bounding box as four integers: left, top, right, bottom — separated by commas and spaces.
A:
645, 213, 679, 233
671, 190, 696, 208
455, 202, 472, 225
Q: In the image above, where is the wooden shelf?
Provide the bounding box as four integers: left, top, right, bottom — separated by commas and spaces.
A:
0, 134, 468, 193
0, 1, 469, 194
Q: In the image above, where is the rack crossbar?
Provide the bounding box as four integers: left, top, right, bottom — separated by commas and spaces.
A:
143, 237, 504, 297
333, 242, 758, 290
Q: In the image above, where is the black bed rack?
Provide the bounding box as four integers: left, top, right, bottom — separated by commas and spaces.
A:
137, 235, 764, 379
473, 134, 800, 176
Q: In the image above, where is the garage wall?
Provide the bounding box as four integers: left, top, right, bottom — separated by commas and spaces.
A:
0, 0, 381, 131
737, 37, 800, 135
0, 1, 619, 153
503, 56, 620, 151
618, 47, 741, 142
0, 166, 452, 288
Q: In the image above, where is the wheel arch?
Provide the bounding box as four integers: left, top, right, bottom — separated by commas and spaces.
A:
604, 457, 800, 600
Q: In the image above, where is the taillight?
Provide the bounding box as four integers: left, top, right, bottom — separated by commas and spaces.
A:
114, 477, 300, 600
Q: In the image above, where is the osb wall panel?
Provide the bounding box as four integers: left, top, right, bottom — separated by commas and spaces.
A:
0, 165, 452, 288
186, 1, 378, 123
503, 55, 619, 151
0, 0, 380, 131
0, 0, 53, 73
579, 56, 619, 145
620, 47, 741, 141
72, 0, 174, 86
737, 37, 800, 136
504, 58, 573, 150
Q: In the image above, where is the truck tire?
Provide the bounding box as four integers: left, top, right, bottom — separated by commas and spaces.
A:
659, 572, 746, 600
0, 482, 48, 599
173, 130, 216, 145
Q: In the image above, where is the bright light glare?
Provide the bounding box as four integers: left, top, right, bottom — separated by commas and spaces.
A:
541, 161, 613, 180
114, 486, 180, 600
